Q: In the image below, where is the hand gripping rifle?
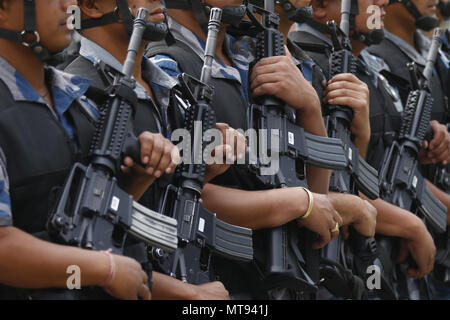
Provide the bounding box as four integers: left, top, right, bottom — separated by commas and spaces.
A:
378, 28, 447, 299
243, 0, 349, 298
319, 0, 397, 300
379, 28, 447, 235
155, 8, 254, 285
47, 9, 178, 254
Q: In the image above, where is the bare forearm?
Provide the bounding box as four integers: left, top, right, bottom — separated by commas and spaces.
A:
328, 192, 358, 225
362, 196, 420, 239
122, 176, 155, 201
354, 136, 369, 159
0, 227, 109, 289
306, 165, 331, 194
295, 100, 331, 193
152, 272, 195, 300
201, 184, 308, 229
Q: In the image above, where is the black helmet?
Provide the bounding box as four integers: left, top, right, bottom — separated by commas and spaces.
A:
348, 0, 385, 45
306, 0, 385, 46
80, 0, 168, 41
389, 0, 438, 31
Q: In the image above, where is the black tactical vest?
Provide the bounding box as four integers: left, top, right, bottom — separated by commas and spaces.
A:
0, 80, 96, 234
0, 76, 114, 299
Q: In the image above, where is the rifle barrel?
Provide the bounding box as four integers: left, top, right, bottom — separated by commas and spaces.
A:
122, 8, 149, 79
340, 0, 352, 37
200, 8, 222, 85
423, 28, 443, 83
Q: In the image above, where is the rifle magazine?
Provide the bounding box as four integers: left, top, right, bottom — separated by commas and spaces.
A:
418, 186, 447, 234
214, 218, 254, 262
304, 132, 347, 170
130, 201, 178, 253
355, 157, 380, 200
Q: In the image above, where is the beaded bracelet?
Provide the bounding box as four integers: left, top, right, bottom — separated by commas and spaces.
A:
100, 249, 115, 288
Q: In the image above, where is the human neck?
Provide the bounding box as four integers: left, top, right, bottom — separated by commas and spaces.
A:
167, 9, 230, 65
384, 14, 416, 49
82, 28, 146, 85
0, 40, 47, 95
350, 38, 366, 57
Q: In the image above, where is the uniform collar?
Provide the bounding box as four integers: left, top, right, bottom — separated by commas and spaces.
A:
79, 35, 178, 99
384, 31, 426, 66
0, 55, 91, 119
295, 22, 333, 47
166, 16, 255, 84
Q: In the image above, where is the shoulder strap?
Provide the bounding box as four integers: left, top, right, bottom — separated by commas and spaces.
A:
145, 39, 203, 79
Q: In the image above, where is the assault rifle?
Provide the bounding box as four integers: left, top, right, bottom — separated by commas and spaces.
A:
243, 0, 349, 299
378, 28, 447, 300
156, 8, 254, 285
47, 9, 178, 254
379, 28, 447, 235
319, 0, 396, 300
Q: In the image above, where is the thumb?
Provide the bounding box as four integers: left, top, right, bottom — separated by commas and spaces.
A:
284, 45, 293, 59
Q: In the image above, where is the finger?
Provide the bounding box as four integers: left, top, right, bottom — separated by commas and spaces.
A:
123, 156, 134, 168
167, 146, 181, 173
121, 165, 130, 175
139, 132, 155, 165
422, 140, 428, 150
142, 271, 149, 285
313, 233, 331, 249
330, 222, 340, 240
324, 88, 365, 104
406, 268, 423, 279
341, 225, 350, 240
250, 59, 298, 83
251, 73, 287, 91
228, 129, 240, 157
252, 55, 292, 69
215, 123, 230, 144
252, 82, 285, 99
147, 135, 164, 174
428, 138, 450, 161
153, 145, 174, 178
138, 284, 151, 300
250, 62, 283, 82
333, 210, 344, 227
326, 97, 364, 109
429, 124, 445, 150
324, 80, 365, 95
328, 73, 360, 84
284, 45, 293, 59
